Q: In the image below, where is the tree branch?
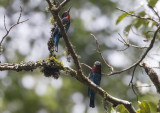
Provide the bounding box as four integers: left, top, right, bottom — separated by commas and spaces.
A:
141, 62, 160, 93
91, 34, 114, 72
118, 33, 148, 50
148, 4, 160, 22
0, 58, 64, 72
0, 6, 29, 46
108, 26, 160, 76
116, 8, 158, 23
57, 0, 70, 11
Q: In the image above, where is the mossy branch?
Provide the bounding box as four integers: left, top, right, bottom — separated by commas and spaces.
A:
0, 56, 64, 79
142, 62, 160, 94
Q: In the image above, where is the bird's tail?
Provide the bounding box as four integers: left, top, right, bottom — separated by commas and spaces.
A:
54, 44, 58, 52
54, 37, 59, 52
90, 95, 95, 108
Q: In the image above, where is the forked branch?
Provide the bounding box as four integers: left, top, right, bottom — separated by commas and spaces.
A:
0, 6, 29, 46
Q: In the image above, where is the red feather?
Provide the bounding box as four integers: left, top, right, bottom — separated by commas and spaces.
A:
67, 13, 70, 20
93, 66, 99, 71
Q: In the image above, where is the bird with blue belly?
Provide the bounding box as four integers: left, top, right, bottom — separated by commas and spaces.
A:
88, 61, 102, 108
51, 7, 71, 52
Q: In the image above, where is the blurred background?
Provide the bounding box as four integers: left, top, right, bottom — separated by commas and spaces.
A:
0, 0, 160, 113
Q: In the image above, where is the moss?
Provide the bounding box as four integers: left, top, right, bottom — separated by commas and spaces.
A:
39, 59, 43, 63
51, 4, 56, 10
41, 56, 64, 79
45, 6, 49, 12
49, 17, 55, 24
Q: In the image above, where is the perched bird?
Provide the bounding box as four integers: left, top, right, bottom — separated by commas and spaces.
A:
51, 7, 71, 52
88, 61, 101, 108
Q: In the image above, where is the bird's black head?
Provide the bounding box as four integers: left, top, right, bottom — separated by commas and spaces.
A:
61, 7, 71, 19
93, 61, 101, 72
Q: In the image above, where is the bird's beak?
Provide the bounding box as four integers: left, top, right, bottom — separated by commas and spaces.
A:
67, 6, 72, 13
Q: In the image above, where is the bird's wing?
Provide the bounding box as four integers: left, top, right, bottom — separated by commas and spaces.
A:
94, 73, 101, 86
52, 26, 59, 38
62, 18, 70, 26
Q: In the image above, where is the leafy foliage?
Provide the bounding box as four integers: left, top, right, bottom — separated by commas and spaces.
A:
147, 0, 158, 7
116, 11, 134, 24
137, 101, 151, 113
115, 104, 129, 113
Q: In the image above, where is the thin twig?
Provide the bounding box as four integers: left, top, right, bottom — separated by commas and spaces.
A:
4, 15, 7, 31
129, 65, 137, 85
90, 33, 114, 72
135, 84, 154, 88
57, 0, 70, 11
116, 7, 158, 23
17, 6, 22, 23
129, 65, 139, 101
117, 46, 129, 51
146, 30, 155, 34
81, 63, 92, 70
130, 27, 151, 40
117, 33, 148, 50
132, 84, 138, 101
148, 4, 160, 22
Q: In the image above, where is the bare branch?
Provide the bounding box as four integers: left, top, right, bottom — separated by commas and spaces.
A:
117, 46, 129, 51
0, 7, 29, 46
17, 6, 22, 23
57, 0, 70, 11
81, 63, 92, 70
91, 34, 114, 72
129, 66, 137, 85
129, 65, 139, 101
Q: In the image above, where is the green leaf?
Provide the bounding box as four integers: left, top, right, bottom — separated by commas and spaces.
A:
149, 102, 157, 113
133, 19, 149, 29
148, 0, 158, 7
116, 104, 129, 113
123, 24, 132, 37
138, 11, 146, 17
137, 101, 151, 113
116, 11, 134, 24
